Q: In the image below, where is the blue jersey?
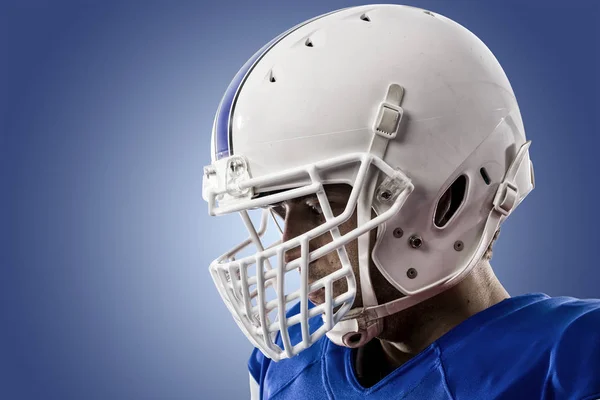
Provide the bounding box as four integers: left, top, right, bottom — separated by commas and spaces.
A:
248, 293, 600, 399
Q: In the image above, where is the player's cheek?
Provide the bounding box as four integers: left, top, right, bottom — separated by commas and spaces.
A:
332, 275, 349, 294
308, 255, 334, 283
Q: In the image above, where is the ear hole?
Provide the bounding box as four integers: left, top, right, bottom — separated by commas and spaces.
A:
434, 175, 467, 228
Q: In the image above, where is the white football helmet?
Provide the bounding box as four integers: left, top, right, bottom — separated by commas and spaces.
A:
202, 4, 534, 361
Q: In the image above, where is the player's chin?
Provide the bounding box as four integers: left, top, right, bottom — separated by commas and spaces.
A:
308, 284, 355, 312
306, 264, 354, 307
308, 295, 343, 314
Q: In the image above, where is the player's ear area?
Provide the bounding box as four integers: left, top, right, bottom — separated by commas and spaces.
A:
434, 190, 452, 226
433, 175, 467, 228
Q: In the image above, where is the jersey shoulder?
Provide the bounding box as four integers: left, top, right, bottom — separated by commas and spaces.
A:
438, 294, 600, 400
541, 296, 600, 399
248, 302, 329, 399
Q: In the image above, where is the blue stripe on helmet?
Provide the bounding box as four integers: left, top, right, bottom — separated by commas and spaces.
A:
213, 8, 349, 161
214, 39, 275, 160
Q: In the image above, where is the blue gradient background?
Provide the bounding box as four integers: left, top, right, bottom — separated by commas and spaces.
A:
2, 1, 599, 399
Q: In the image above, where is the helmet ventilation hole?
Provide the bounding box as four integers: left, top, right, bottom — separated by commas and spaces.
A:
360, 13, 370, 22
434, 175, 467, 228
269, 71, 276, 83
480, 167, 491, 185
305, 38, 313, 47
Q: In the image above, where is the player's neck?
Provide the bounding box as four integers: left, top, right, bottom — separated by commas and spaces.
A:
379, 260, 509, 369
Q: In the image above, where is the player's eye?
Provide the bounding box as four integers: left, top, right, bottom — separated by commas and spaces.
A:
306, 200, 323, 216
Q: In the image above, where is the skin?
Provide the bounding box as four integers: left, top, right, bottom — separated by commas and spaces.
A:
272, 184, 509, 385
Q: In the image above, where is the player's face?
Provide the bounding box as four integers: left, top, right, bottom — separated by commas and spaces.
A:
270, 184, 363, 307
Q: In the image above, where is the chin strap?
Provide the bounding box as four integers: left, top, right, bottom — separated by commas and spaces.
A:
328, 109, 533, 348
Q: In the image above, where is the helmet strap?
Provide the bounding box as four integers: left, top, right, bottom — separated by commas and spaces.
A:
327, 83, 405, 347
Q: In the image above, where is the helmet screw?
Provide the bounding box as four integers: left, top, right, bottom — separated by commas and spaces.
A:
409, 235, 423, 249
380, 190, 392, 201
454, 241, 464, 251
407, 268, 418, 279
229, 159, 245, 175
204, 165, 216, 177
393, 228, 404, 238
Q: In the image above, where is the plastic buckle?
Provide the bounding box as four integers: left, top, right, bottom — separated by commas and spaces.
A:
202, 155, 254, 204
373, 102, 403, 139
493, 181, 518, 216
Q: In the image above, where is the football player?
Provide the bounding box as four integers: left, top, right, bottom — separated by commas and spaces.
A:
202, 5, 600, 399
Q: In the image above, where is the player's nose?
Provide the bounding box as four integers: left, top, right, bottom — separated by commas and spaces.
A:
284, 248, 301, 265
281, 206, 316, 265
282, 206, 307, 243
